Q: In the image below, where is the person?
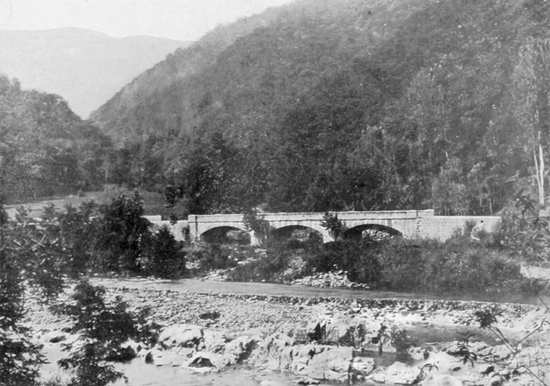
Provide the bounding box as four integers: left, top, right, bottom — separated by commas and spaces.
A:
470, 220, 484, 241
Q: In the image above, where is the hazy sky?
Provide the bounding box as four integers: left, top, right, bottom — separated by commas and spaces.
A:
0, 0, 293, 41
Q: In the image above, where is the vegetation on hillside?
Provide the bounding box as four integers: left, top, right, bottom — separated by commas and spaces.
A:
0, 75, 111, 202
91, 0, 550, 217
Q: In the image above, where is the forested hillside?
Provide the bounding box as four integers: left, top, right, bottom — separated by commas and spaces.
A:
92, 0, 550, 216
0, 75, 112, 202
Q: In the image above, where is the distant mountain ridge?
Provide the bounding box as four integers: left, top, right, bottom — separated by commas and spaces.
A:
0, 28, 187, 117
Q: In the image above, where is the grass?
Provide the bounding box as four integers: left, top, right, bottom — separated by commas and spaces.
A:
4, 186, 173, 219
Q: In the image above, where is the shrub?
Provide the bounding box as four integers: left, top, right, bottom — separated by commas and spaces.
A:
186, 244, 239, 272
0, 202, 70, 385
243, 208, 271, 244
321, 212, 346, 240
371, 239, 425, 290
304, 240, 382, 286
225, 243, 297, 282
93, 192, 151, 273
57, 202, 98, 277
372, 237, 538, 297
58, 281, 157, 386
141, 226, 186, 278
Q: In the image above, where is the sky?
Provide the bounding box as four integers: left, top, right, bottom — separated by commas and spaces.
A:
0, 0, 294, 41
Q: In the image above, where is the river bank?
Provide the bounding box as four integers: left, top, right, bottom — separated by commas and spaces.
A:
25, 279, 550, 386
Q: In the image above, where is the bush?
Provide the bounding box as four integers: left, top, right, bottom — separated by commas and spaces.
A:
186, 244, 239, 272
320, 212, 346, 240
141, 226, 186, 278
226, 245, 294, 282
58, 281, 158, 386
57, 202, 98, 277
0, 202, 71, 385
93, 192, 151, 273
372, 237, 538, 297
304, 240, 382, 286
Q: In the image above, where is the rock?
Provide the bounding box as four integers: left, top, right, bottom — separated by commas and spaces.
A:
145, 348, 192, 366
199, 311, 221, 320
105, 345, 137, 362
281, 344, 324, 374
224, 335, 259, 364
480, 364, 495, 375
486, 345, 511, 361
252, 333, 295, 370
408, 346, 428, 361
145, 351, 154, 364
203, 330, 227, 353
301, 346, 353, 383
296, 378, 320, 385
483, 375, 504, 386
292, 271, 369, 289
422, 374, 463, 386
187, 352, 229, 370
351, 356, 376, 380
189, 355, 215, 368
370, 372, 386, 383
426, 351, 469, 374
48, 335, 66, 343
384, 362, 421, 385
159, 324, 203, 348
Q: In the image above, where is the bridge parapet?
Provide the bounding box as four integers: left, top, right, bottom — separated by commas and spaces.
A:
187, 209, 459, 243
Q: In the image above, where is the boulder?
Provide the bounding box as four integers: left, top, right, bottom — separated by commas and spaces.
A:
422, 374, 463, 386
203, 330, 227, 353
105, 345, 137, 362
199, 311, 221, 320
48, 334, 67, 343
301, 346, 353, 383
187, 352, 229, 370
224, 335, 259, 364
351, 356, 376, 379
159, 324, 203, 349
384, 362, 421, 385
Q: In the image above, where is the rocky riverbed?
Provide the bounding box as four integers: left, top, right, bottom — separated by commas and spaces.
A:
25, 281, 550, 386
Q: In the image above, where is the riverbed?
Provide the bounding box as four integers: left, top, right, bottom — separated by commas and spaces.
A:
27, 279, 550, 386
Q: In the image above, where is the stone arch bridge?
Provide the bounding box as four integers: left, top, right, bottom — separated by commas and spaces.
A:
186, 210, 500, 244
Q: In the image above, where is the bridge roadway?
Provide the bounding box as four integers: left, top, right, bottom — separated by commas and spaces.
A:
185, 209, 501, 243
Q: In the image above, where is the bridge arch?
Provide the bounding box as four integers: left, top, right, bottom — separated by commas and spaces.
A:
200, 226, 250, 244
270, 225, 324, 244
343, 223, 402, 242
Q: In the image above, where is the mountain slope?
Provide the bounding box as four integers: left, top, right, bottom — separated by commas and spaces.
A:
0, 75, 112, 202
91, 0, 433, 142
0, 28, 186, 117
91, 0, 550, 215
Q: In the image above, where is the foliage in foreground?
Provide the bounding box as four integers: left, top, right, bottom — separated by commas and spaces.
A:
0, 193, 181, 385
57, 281, 157, 386
0, 201, 69, 385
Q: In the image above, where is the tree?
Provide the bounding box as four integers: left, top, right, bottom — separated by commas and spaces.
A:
432, 158, 469, 215
58, 281, 153, 386
243, 208, 271, 245
321, 212, 347, 241
94, 192, 151, 272
512, 37, 550, 208
0, 202, 69, 385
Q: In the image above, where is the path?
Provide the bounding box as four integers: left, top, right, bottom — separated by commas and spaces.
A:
93, 277, 542, 305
